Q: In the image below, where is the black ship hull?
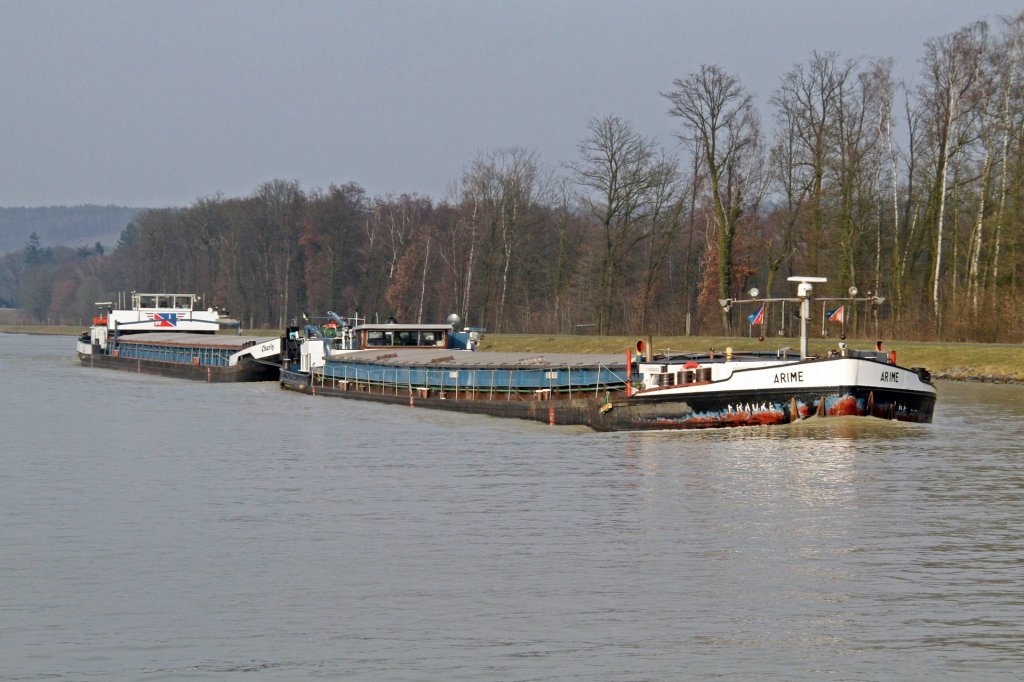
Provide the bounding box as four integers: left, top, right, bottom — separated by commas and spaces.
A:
78, 351, 278, 383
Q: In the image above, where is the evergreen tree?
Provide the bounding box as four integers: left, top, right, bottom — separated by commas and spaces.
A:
23, 232, 45, 264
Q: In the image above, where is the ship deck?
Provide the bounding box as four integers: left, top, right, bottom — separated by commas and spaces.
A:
326, 349, 628, 369
115, 332, 279, 349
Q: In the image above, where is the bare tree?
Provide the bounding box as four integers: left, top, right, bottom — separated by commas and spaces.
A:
664, 64, 761, 332
833, 59, 892, 298
459, 147, 544, 331
638, 152, 686, 331
769, 53, 852, 277
254, 180, 305, 327
568, 115, 662, 334
917, 22, 987, 324
987, 13, 1024, 309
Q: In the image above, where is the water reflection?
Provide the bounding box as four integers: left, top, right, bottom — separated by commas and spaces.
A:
608, 379, 1024, 678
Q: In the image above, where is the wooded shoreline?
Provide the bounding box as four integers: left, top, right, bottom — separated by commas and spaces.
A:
12, 326, 1021, 384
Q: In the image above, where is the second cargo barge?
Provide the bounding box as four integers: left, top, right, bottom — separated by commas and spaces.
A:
77, 293, 282, 382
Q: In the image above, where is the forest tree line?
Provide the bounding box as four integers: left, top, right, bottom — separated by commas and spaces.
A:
2, 13, 1023, 342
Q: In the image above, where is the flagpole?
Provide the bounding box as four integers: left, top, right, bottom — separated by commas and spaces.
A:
717, 278, 883, 358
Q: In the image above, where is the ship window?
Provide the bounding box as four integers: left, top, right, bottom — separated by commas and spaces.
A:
173, 295, 193, 309
157, 295, 173, 308
138, 295, 157, 309
366, 330, 386, 346
421, 331, 445, 347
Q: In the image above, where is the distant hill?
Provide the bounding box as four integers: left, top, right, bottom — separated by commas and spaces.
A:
0, 205, 145, 254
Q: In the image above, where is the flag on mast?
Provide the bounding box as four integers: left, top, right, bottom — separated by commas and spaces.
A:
747, 303, 765, 325
826, 305, 845, 323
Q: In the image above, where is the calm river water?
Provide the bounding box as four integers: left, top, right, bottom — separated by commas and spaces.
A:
2, 333, 1023, 680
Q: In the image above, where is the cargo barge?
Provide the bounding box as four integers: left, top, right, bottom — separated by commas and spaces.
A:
279, 278, 937, 431
77, 293, 282, 382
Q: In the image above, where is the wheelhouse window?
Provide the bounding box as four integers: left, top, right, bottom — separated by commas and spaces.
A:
422, 330, 446, 347
134, 293, 196, 310
361, 328, 448, 348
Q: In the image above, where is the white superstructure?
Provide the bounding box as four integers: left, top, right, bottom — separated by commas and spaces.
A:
82, 293, 223, 352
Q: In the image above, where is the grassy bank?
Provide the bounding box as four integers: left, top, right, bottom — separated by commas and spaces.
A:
5, 325, 1021, 383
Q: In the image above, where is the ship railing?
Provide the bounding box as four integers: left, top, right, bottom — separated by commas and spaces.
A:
315, 362, 628, 401
111, 339, 234, 366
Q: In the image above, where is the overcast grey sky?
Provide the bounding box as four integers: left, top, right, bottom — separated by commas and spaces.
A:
1, 0, 1021, 208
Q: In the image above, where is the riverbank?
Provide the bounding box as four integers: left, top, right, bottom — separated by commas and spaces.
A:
6, 325, 1021, 383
